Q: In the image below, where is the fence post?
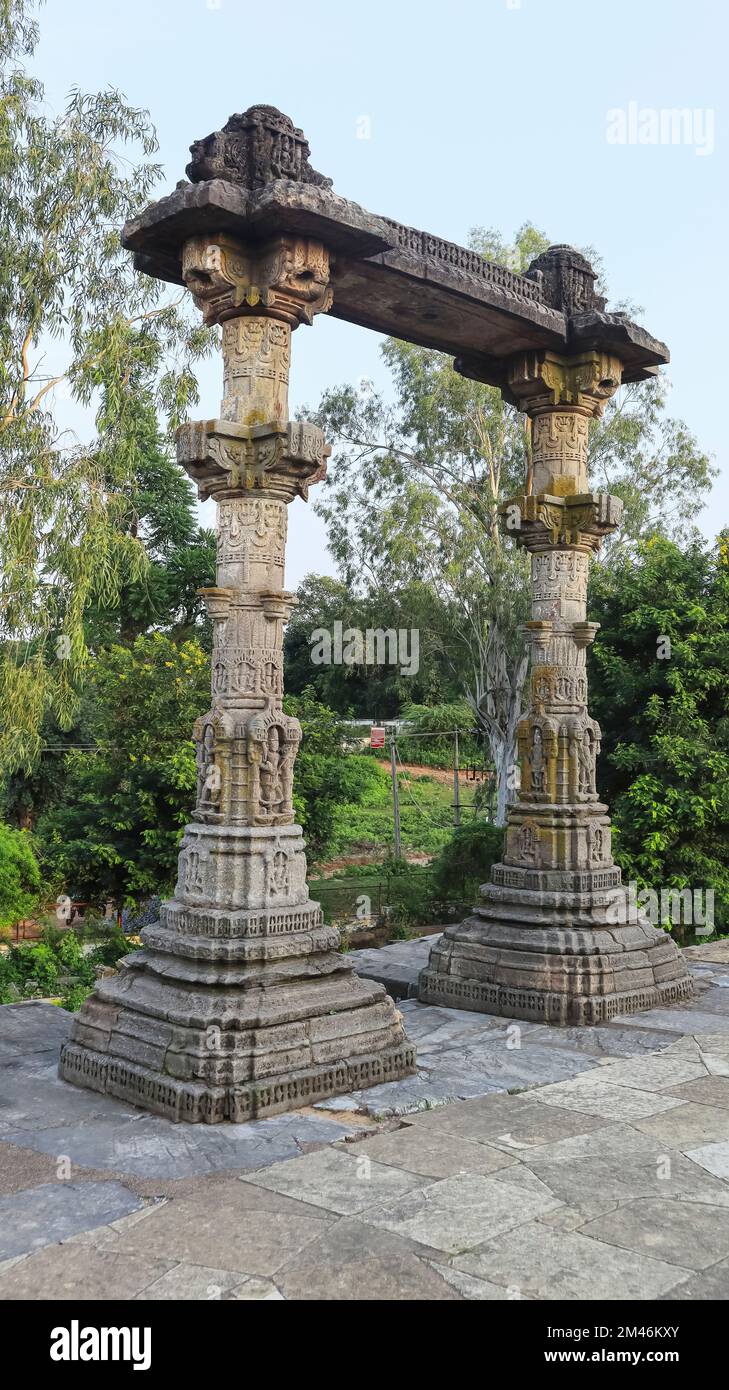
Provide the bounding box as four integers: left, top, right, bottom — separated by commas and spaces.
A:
453, 729, 461, 827
390, 739, 402, 859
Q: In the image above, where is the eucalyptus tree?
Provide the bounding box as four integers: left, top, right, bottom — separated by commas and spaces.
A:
315, 224, 713, 824
0, 0, 213, 772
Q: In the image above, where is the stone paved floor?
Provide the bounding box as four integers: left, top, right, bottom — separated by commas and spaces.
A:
2, 940, 729, 1299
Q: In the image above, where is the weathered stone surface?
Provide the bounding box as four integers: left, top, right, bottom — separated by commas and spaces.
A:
271, 1218, 462, 1302
684, 1139, 729, 1180
451, 1222, 689, 1300
341, 1127, 517, 1180
89, 1178, 334, 1276
0, 1182, 143, 1260
531, 1076, 685, 1121
404, 1091, 611, 1146
665, 1075, 729, 1109
0, 1244, 174, 1301
581, 1199, 729, 1270
363, 1172, 561, 1254
634, 1102, 729, 1149
244, 1148, 422, 1215
659, 1258, 729, 1300
60, 181, 414, 1123
420, 348, 691, 1026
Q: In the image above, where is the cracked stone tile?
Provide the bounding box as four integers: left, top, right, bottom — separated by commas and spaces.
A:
684, 1139, 729, 1180
518, 1024, 676, 1059
523, 1145, 729, 1218
0, 1115, 303, 1179
0, 1241, 174, 1300
634, 1102, 729, 1149
451, 1221, 689, 1300
658, 1258, 729, 1300
404, 1093, 610, 1147
348, 1072, 506, 1117
509, 1122, 676, 1167
0, 1180, 143, 1260
361, 1172, 562, 1254
664, 1076, 729, 1108
422, 1042, 597, 1092
616, 1009, 729, 1035
244, 1147, 422, 1215
273, 1216, 461, 1300
426, 1261, 526, 1300
582, 1198, 729, 1270
531, 1078, 685, 1121
691, 990, 729, 1016
587, 1056, 707, 1091
0, 1061, 142, 1131
340, 1126, 516, 1180
537, 1205, 592, 1231
227, 1277, 284, 1300
64, 1201, 167, 1248
136, 1262, 246, 1300
85, 1178, 334, 1276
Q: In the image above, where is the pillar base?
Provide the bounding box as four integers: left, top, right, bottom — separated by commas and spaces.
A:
59, 887, 416, 1122
59, 1039, 416, 1123
418, 877, 694, 1026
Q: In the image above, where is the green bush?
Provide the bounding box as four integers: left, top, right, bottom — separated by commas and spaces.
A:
430, 820, 504, 901
0, 924, 139, 1009
0, 822, 42, 931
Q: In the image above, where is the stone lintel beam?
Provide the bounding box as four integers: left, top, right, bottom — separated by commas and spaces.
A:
121, 107, 668, 387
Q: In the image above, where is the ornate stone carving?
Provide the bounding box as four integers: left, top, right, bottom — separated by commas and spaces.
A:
61, 212, 415, 1120
186, 105, 333, 190
507, 349, 622, 419
524, 245, 607, 315
177, 417, 330, 504
181, 234, 333, 327
421, 345, 692, 1024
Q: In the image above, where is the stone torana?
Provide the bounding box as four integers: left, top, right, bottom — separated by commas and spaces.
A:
60, 107, 691, 1122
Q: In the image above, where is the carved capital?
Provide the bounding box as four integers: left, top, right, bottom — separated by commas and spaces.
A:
181, 234, 333, 327
507, 350, 623, 419
500, 491, 624, 552
177, 417, 330, 504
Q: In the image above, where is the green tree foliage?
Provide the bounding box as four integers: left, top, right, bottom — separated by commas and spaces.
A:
314, 221, 712, 822
397, 700, 481, 769
589, 535, 729, 931
0, 0, 213, 771
86, 403, 216, 646
283, 688, 382, 857
0, 820, 41, 929
284, 573, 461, 717
36, 634, 211, 903
429, 820, 505, 903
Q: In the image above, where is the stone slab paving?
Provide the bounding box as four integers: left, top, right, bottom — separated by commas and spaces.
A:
1, 942, 729, 1299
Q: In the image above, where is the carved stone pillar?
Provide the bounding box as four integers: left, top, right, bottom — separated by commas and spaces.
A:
60, 225, 415, 1120
420, 348, 693, 1024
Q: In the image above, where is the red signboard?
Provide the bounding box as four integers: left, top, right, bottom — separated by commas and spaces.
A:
370, 726, 385, 749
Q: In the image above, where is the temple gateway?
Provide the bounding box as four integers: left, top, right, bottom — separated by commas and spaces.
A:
60, 105, 692, 1123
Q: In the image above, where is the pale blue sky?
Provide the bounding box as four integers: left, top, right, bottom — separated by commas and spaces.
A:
34, 0, 727, 587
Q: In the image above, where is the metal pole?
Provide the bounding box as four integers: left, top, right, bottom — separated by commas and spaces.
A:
390, 739, 402, 859
453, 729, 461, 827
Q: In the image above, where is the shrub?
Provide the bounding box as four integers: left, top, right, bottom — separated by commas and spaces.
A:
430, 820, 505, 901
0, 822, 42, 932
